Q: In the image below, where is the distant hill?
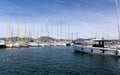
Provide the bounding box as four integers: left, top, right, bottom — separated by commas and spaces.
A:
75, 38, 92, 41
37, 36, 55, 42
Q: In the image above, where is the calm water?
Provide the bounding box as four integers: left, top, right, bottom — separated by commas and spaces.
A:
0, 46, 120, 75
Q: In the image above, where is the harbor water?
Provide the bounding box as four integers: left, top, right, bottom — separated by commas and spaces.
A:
0, 46, 120, 75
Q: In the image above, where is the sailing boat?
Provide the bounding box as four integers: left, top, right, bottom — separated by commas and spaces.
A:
56, 22, 62, 46
6, 19, 13, 48
20, 17, 29, 47
43, 23, 50, 46
13, 16, 21, 48
36, 19, 45, 47
66, 24, 73, 46
28, 25, 39, 47
50, 24, 57, 46
56, 21, 66, 46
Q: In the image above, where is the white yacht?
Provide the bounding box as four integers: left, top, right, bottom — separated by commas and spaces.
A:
13, 41, 21, 48
20, 41, 29, 47
13, 16, 21, 48
29, 42, 39, 47
50, 42, 57, 46
28, 40, 39, 47
73, 39, 120, 56
38, 42, 45, 47
73, 0, 120, 57
44, 42, 50, 47
6, 41, 13, 48
56, 42, 66, 46
6, 19, 13, 48
20, 18, 29, 48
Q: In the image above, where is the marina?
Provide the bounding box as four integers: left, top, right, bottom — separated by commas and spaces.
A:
1, 0, 120, 75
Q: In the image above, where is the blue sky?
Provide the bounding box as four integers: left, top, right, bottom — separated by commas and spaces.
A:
0, 0, 119, 39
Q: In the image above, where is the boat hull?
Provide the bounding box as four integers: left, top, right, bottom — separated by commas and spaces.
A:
0, 45, 6, 48
73, 45, 120, 56
6, 44, 13, 48
13, 42, 21, 48
0, 40, 6, 48
21, 44, 29, 48
29, 43, 39, 47
38, 44, 45, 47
66, 43, 71, 46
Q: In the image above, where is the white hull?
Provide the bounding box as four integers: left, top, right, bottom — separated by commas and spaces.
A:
73, 45, 120, 56
29, 42, 39, 47
70, 43, 74, 46
21, 44, 29, 47
44, 43, 50, 46
6, 43, 13, 48
56, 42, 66, 46
50, 43, 57, 46
13, 42, 21, 48
38, 43, 45, 47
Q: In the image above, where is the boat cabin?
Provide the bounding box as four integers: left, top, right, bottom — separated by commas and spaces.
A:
92, 40, 111, 48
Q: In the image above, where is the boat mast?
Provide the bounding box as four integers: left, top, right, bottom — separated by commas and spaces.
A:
57, 22, 59, 39
24, 17, 27, 42
64, 25, 67, 42
8, 19, 11, 41
76, 32, 78, 39
45, 23, 49, 42
45, 23, 49, 37
60, 21, 62, 40
18, 16, 20, 42
115, 0, 120, 40
68, 24, 70, 40
32, 25, 34, 40
38, 18, 40, 38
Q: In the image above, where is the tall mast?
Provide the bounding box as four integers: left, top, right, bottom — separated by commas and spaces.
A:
57, 24, 59, 40
18, 16, 20, 42
64, 25, 67, 40
60, 21, 62, 39
32, 25, 34, 39
68, 24, 70, 39
24, 17, 27, 42
45, 23, 49, 36
38, 19, 40, 38
115, 0, 120, 40
8, 19, 11, 41
76, 32, 78, 39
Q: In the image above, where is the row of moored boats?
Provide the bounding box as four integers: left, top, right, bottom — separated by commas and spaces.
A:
0, 39, 73, 48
